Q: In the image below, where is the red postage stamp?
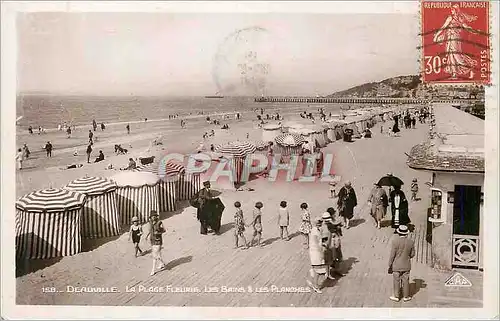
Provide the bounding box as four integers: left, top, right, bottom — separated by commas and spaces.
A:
421, 1, 490, 85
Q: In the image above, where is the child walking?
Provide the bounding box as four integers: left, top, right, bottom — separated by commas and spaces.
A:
298, 202, 312, 249
248, 201, 264, 247
128, 216, 143, 257
278, 201, 290, 241
411, 178, 419, 201
234, 201, 249, 249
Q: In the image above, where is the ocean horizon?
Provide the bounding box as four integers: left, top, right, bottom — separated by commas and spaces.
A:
16, 94, 348, 130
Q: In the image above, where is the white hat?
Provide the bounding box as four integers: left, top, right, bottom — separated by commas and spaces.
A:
396, 225, 409, 235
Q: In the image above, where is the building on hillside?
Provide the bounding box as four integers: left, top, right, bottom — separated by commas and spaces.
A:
407, 103, 484, 271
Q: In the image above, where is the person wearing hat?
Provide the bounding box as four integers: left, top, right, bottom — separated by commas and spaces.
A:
307, 217, 327, 293
145, 211, 167, 276
320, 212, 335, 280
128, 216, 144, 257
337, 181, 358, 229
195, 181, 214, 235
323, 208, 345, 278
410, 178, 419, 201
389, 185, 410, 229
369, 183, 389, 229
247, 201, 264, 247
388, 225, 415, 302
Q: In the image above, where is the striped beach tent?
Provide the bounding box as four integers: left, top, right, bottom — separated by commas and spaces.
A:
160, 160, 201, 201
15, 189, 86, 259
65, 176, 120, 239
274, 133, 304, 156
112, 171, 160, 225
134, 163, 177, 213
215, 141, 256, 184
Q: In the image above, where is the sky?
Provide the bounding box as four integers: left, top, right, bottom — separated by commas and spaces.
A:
17, 12, 419, 96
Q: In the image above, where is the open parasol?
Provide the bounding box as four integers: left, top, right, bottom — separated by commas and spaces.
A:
377, 174, 404, 187
215, 141, 256, 158
274, 133, 305, 147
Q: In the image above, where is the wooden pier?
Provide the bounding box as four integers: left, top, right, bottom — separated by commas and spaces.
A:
254, 96, 482, 105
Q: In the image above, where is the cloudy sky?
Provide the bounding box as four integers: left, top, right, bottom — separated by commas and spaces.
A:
17, 12, 419, 96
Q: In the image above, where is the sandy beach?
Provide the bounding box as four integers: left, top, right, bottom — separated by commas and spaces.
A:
15, 110, 483, 307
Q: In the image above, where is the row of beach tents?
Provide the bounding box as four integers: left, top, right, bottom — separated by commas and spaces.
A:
15, 162, 200, 260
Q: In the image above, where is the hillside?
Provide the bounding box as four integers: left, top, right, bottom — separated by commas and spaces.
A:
328, 75, 421, 98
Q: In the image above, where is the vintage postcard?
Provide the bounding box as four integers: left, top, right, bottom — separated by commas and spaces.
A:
1, 1, 498, 319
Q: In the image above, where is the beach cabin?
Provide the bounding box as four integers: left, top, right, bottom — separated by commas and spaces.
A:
112, 171, 160, 225
407, 104, 485, 271
16, 189, 86, 259
65, 176, 120, 239
134, 163, 177, 213
261, 123, 282, 143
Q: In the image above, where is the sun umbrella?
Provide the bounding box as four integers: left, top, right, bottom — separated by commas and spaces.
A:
275, 133, 305, 147
377, 174, 404, 187
215, 141, 256, 157
254, 140, 270, 151
16, 188, 87, 213
65, 176, 117, 196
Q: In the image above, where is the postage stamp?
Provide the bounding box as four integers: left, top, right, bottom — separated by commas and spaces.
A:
421, 1, 490, 85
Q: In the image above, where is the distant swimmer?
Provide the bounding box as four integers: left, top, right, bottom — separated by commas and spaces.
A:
126, 124, 130, 134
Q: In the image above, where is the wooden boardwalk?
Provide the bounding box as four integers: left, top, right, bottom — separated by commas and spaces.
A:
16, 122, 483, 307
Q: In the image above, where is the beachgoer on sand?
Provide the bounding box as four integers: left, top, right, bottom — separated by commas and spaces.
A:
88, 130, 94, 145
94, 150, 105, 163
16, 148, 24, 170
233, 201, 248, 249
86, 144, 93, 163
146, 211, 167, 276
126, 158, 137, 170
126, 124, 130, 134
44, 141, 53, 157
66, 127, 72, 138
298, 202, 312, 249
247, 201, 263, 247
22, 143, 30, 159
329, 181, 337, 199
278, 201, 290, 241
128, 216, 144, 257
410, 178, 419, 201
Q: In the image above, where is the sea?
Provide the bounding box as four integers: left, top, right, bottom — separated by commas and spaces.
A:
16, 94, 351, 129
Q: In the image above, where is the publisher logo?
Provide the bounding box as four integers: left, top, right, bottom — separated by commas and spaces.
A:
444, 272, 472, 287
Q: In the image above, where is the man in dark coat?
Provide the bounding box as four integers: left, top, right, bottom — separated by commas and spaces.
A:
337, 181, 357, 229
193, 181, 225, 235
389, 185, 410, 229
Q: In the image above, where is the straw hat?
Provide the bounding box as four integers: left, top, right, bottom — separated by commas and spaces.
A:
131, 216, 139, 222
321, 212, 333, 222
396, 225, 409, 235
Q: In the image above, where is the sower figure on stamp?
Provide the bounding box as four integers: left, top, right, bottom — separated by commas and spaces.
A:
388, 225, 415, 302
433, 4, 479, 80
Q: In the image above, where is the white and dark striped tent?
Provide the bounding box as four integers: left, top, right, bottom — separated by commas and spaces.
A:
160, 160, 201, 201
65, 176, 120, 239
215, 141, 256, 184
15, 189, 86, 260
134, 163, 177, 213
112, 171, 160, 225
274, 133, 305, 156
